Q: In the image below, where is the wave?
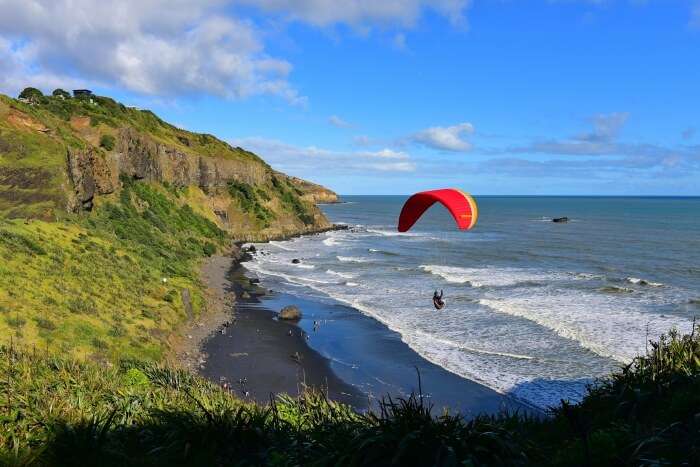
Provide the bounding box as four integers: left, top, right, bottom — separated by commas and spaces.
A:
323, 237, 340, 246
366, 228, 428, 238
269, 241, 295, 251
599, 286, 634, 294
626, 277, 664, 287
326, 269, 356, 279
420, 265, 559, 288
479, 295, 692, 363
368, 248, 400, 256
295, 263, 315, 269
412, 330, 535, 361
337, 256, 371, 263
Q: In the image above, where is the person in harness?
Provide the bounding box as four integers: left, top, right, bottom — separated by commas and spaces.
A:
433, 289, 445, 310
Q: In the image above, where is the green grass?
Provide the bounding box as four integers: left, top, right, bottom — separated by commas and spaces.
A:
0, 179, 227, 360
1, 326, 698, 465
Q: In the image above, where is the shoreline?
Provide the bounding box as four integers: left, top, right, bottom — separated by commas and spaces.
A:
177, 227, 532, 416
169, 224, 348, 371
172, 240, 365, 408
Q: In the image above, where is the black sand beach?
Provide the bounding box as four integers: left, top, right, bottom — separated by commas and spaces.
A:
198, 254, 530, 416
198, 258, 365, 407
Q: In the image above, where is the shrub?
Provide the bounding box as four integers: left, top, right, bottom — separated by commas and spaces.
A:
202, 242, 217, 257
34, 317, 57, 331
5, 316, 26, 328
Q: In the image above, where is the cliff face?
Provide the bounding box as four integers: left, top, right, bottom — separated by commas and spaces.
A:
0, 93, 337, 239
287, 175, 340, 204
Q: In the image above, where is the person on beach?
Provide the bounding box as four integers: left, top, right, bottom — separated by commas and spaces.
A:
433, 290, 445, 310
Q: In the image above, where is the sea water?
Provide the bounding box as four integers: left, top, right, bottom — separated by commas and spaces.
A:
245, 196, 700, 409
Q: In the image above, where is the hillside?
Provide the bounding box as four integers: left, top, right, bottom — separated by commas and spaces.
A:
0, 88, 337, 359
0, 89, 335, 238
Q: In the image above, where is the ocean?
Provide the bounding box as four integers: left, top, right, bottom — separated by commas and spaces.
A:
245, 196, 700, 410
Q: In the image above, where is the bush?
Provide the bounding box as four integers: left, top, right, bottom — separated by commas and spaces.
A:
202, 242, 217, 257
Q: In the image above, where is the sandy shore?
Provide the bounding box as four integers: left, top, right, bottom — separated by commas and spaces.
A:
173, 247, 364, 407
169, 252, 239, 371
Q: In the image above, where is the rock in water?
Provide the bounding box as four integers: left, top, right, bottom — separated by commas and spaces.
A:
279, 305, 302, 321
552, 217, 569, 223
291, 258, 301, 264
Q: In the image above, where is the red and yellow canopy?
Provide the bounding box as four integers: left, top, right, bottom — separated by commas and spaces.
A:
397, 188, 478, 232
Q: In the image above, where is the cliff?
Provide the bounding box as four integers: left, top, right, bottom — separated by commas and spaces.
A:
0, 92, 338, 239
0, 89, 338, 359
286, 175, 340, 204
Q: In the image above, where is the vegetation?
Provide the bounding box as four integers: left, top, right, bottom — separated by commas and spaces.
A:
52, 89, 71, 99
0, 326, 698, 465
271, 174, 316, 225
0, 179, 226, 360
99, 134, 115, 151
18, 87, 43, 102
227, 180, 275, 227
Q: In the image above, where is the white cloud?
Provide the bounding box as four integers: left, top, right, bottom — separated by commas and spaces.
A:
0, 0, 304, 103
361, 148, 410, 159
232, 137, 416, 173
413, 122, 474, 151
234, 0, 470, 28
328, 115, 351, 128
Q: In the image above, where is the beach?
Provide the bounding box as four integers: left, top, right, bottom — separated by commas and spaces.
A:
191, 248, 525, 415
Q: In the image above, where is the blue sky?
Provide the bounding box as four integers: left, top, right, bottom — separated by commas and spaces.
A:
1, 0, 699, 195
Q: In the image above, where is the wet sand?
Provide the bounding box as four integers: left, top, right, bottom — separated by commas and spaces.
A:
197, 259, 365, 407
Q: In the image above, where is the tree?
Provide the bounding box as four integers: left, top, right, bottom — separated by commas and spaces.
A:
52, 88, 70, 99
18, 87, 43, 102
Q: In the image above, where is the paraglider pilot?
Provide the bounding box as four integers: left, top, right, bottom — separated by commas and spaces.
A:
433, 290, 445, 310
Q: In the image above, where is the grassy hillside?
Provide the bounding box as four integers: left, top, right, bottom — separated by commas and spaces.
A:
0, 178, 225, 361
0, 88, 335, 359
1, 327, 698, 465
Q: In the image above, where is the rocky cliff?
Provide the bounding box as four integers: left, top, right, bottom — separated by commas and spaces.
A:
287, 175, 340, 204
0, 92, 338, 239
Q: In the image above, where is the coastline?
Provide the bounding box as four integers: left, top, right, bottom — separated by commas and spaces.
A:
172, 238, 365, 408
177, 227, 531, 416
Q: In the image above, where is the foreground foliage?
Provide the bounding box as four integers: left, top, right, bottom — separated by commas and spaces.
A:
1, 326, 698, 466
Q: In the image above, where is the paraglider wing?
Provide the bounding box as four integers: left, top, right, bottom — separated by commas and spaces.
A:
398, 189, 478, 232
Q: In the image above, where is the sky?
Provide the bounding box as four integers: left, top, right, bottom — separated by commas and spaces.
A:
1, 0, 699, 195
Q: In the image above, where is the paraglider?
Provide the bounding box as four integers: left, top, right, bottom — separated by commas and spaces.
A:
397, 188, 478, 232
397, 189, 478, 310
433, 290, 445, 310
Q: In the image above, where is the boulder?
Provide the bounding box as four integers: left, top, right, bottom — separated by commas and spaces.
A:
291, 258, 301, 264
279, 305, 302, 321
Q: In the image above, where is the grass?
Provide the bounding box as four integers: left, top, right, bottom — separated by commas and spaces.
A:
0, 179, 227, 361
0, 326, 698, 465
